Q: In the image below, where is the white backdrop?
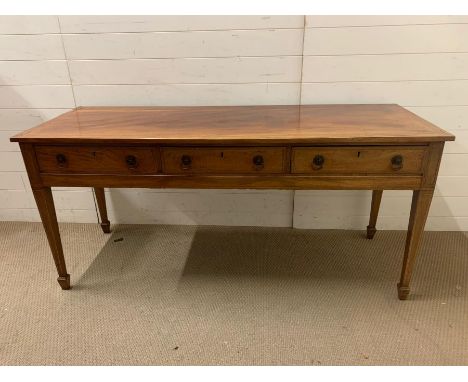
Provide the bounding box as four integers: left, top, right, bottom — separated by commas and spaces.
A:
0, 16, 466, 230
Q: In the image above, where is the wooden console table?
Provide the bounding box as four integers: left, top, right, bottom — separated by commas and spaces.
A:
11, 104, 455, 299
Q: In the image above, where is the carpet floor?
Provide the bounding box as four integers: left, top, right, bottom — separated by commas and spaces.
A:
0, 222, 467, 365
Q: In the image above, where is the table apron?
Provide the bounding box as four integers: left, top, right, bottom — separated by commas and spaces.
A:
39, 173, 423, 190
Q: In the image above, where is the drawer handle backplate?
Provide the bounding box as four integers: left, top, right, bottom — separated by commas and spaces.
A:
312, 154, 325, 170
56, 153, 67, 168
125, 155, 138, 169
181, 155, 192, 170
391, 155, 403, 171
252, 155, 264, 170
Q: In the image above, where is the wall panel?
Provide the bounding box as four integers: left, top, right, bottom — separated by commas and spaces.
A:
0, 35, 64, 60
63, 29, 304, 59
59, 15, 304, 33
73, 83, 300, 106
69, 57, 302, 84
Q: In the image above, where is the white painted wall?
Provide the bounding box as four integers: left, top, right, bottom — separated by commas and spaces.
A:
0, 15, 466, 230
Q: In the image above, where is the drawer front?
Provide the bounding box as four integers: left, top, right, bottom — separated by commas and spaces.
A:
35, 146, 159, 174
162, 147, 287, 174
292, 146, 426, 174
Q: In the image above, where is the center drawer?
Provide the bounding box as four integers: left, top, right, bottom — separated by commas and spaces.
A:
35, 145, 159, 174
291, 146, 427, 174
162, 147, 287, 174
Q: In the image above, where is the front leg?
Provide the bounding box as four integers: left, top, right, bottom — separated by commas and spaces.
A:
397, 189, 434, 300
32, 187, 70, 290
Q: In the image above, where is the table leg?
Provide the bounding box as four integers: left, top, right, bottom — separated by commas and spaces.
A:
397, 189, 434, 300
94, 187, 111, 233
366, 190, 383, 239
32, 187, 70, 290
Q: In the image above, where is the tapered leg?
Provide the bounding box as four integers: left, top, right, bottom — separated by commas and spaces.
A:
397, 189, 434, 300
94, 187, 111, 233
367, 190, 383, 239
32, 187, 70, 290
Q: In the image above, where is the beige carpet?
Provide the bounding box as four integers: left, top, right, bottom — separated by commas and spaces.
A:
0, 221, 467, 365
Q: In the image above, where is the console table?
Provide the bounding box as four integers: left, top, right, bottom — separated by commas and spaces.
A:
10, 104, 455, 299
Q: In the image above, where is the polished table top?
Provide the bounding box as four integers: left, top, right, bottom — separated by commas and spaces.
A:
11, 104, 455, 144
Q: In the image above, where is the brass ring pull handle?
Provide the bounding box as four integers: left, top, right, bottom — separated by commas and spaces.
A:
125, 155, 138, 169
312, 154, 325, 170
252, 155, 264, 170
181, 155, 192, 170
391, 155, 403, 171
56, 153, 67, 168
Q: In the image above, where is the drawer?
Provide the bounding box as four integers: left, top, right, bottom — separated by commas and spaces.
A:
35, 146, 159, 174
291, 146, 426, 174
162, 147, 287, 174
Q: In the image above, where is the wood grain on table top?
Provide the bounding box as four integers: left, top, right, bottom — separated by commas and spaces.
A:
10, 104, 455, 144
